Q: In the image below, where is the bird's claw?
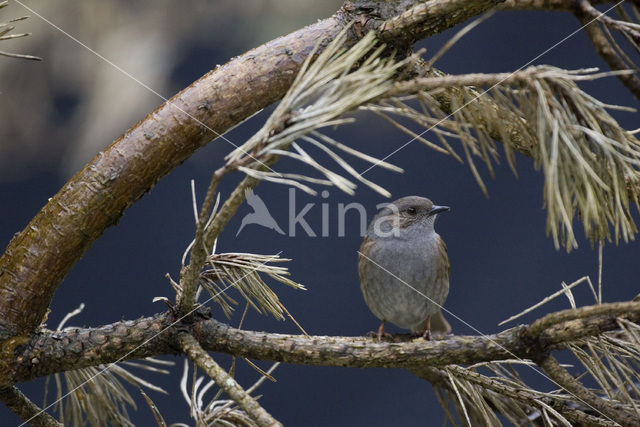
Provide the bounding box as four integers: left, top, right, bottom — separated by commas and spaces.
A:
365, 331, 394, 342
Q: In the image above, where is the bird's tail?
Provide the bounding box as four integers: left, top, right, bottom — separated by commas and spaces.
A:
430, 309, 452, 337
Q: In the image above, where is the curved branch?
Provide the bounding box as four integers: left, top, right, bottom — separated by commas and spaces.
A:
398, 64, 640, 198
498, 0, 577, 10
528, 301, 640, 338
0, 0, 634, 344
498, 0, 610, 12
5, 312, 522, 384
1, 0, 638, 422
403, 64, 538, 156
376, 0, 505, 43
0, 0, 510, 341
0, 386, 61, 427
7, 301, 640, 386
580, 0, 640, 44
488, 0, 640, 98
537, 354, 638, 426
0, 16, 344, 339
576, 0, 640, 99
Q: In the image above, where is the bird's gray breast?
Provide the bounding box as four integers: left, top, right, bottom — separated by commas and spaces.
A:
360, 230, 449, 331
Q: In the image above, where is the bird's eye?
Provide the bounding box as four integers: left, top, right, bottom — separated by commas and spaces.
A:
407, 207, 417, 215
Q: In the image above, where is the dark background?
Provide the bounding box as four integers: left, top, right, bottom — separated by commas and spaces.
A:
1, 1, 639, 425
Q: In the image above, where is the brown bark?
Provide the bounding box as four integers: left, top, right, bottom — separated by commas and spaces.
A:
410, 365, 621, 426
1, 0, 638, 423
0, 17, 343, 339
6, 302, 640, 385
179, 333, 282, 427
0, 0, 504, 341
0, 386, 61, 427
537, 355, 638, 426
576, 1, 640, 100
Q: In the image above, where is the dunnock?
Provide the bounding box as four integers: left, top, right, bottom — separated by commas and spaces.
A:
358, 196, 450, 340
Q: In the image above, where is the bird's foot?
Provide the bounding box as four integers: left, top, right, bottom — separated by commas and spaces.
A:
365, 331, 394, 342
412, 328, 432, 341
416, 316, 432, 340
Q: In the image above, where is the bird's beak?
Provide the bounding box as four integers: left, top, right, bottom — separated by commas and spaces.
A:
429, 205, 450, 216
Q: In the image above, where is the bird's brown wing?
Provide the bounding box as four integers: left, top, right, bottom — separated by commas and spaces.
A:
432, 236, 451, 336
435, 235, 450, 282
357, 235, 375, 281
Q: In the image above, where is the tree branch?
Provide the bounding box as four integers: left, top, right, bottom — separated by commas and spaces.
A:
498, 0, 576, 10
0, 15, 343, 339
398, 62, 640, 198
498, 0, 611, 11
576, 0, 640, 100
1, 0, 639, 423
179, 333, 281, 427
177, 166, 228, 314
7, 302, 640, 385
0, 0, 507, 341
411, 365, 620, 426
376, 0, 506, 43
0, 386, 61, 427
528, 301, 640, 338
537, 354, 638, 426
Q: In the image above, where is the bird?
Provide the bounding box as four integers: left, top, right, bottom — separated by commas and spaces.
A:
358, 196, 451, 341
236, 189, 285, 236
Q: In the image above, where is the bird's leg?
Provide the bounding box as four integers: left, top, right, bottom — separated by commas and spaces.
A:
421, 315, 432, 340
377, 320, 386, 342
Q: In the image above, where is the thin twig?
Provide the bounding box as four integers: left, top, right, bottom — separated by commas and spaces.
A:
599, 241, 604, 304
0, 386, 62, 427
178, 333, 282, 427
435, 365, 618, 426
204, 175, 260, 247
0, 50, 41, 60
177, 166, 229, 314
538, 354, 637, 426
499, 276, 590, 325
577, 1, 640, 99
